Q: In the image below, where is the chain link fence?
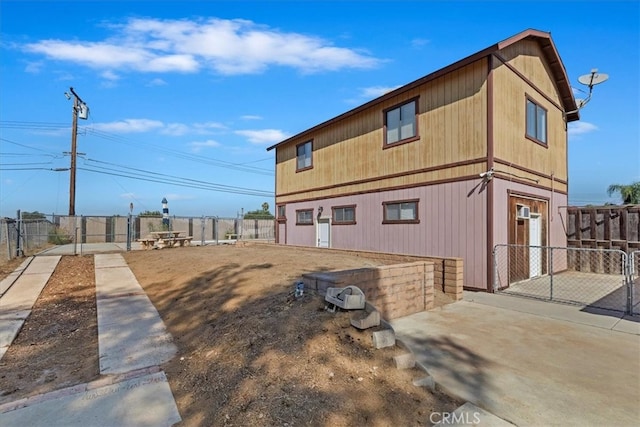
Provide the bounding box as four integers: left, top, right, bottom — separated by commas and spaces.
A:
1, 214, 275, 261
631, 251, 640, 315
493, 244, 633, 314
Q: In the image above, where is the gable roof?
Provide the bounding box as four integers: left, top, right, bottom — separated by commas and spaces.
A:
267, 28, 578, 152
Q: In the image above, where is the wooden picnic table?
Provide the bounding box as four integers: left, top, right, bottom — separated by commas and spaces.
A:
138, 231, 192, 249
150, 231, 183, 239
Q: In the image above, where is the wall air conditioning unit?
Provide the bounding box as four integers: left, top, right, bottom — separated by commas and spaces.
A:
517, 204, 531, 220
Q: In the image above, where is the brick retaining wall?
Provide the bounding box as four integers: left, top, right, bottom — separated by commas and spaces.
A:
302, 261, 435, 320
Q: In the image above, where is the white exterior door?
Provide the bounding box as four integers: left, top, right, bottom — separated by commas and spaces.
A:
529, 214, 542, 278
317, 218, 330, 248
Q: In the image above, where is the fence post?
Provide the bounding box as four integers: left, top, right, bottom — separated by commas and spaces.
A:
549, 247, 554, 301
126, 213, 132, 251
4, 220, 11, 260
492, 245, 497, 292
200, 216, 205, 246
15, 210, 23, 257
625, 253, 632, 315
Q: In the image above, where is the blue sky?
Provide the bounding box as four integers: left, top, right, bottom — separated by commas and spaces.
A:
1, 0, 638, 218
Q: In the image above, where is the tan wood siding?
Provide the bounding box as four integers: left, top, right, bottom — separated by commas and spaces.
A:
498, 40, 562, 106
275, 59, 488, 199
491, 49, 568, 192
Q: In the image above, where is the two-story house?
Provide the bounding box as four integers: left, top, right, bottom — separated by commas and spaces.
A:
266, 29, 579, 291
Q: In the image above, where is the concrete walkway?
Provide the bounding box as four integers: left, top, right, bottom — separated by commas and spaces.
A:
0, 254, 181, 426
0, 256, 60, 360
390, 291, 640, 427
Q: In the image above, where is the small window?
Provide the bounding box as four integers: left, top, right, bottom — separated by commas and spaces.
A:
332, 205, 356, 225
526, 98, 547, 144
277, 205, 286, 219
383, 199, 419, 224
385, 99, 417, 145
296, 209, 313, 225
296, 140, 312, 171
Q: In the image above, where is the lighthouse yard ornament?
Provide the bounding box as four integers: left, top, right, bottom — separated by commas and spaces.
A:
162, 197, 169, 228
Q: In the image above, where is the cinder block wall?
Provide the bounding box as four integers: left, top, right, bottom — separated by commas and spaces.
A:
302, 261, 435, 320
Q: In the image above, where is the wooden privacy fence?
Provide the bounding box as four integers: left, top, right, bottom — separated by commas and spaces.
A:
565, 205, 640, 253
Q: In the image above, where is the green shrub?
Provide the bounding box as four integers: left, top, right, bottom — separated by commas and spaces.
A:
48, 229, 72, 245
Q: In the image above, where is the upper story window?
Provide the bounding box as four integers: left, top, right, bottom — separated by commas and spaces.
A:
296, 140, 313, 171
382, 199, 419, 224
385, 99, 418, 146
332, 205, 356, 225
526, 97, 547, 144
296, 209, 313, 225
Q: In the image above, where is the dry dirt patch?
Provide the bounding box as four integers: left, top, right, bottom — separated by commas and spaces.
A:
0, 255, 99, 403
124, 244, 462, 426
1, 244, 462, 426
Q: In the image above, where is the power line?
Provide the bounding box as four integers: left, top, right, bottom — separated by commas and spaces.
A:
83, 127, 274, 176
0, 120, 68, 130
1, 120, 276, 175
0, 136, 273, 197
77, 167, 273, 197
83, 157, 271, 193
0, 137, 61, 155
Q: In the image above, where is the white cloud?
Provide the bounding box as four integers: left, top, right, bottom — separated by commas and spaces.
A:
146, 78, 167, 86
360, 85, 402, 99
161, 123, 191, 136
241, 115, 263, 121
236, 129, 289, 145
101, 70, 120, 81
193, 121, 226, 133
189, 139, 221, 152
89, 119, 164, 133
85, 118, 227, 136
119, 193, 137, 200
411, 38, 430, 48
21, 17, 381, 77
25, 61, 42, 73
568, 121, 598, 137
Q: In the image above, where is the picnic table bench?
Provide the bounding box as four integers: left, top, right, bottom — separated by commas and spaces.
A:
137, 231, 193, 249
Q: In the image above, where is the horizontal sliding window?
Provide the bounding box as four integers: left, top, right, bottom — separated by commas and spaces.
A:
383, 199, 419, 224
296, 209, 313, 225
332, 205, 356, 225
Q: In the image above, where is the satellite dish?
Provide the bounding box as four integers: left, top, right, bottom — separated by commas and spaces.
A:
575, 99, 588, 108
578, 69, 609, 87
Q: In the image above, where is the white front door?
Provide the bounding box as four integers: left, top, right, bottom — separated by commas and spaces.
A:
529, 214, 542, 278
317, 218, 330, 248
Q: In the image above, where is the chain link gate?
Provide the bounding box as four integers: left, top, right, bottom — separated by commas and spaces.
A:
493, 244, 631, 313
632, 251, 640, 315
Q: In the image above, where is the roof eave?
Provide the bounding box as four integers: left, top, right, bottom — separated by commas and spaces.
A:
267, 29, 580, 151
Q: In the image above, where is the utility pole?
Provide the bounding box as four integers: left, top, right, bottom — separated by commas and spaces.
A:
65, 87, 89, 216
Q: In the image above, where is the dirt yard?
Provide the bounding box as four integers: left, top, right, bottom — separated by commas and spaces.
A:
0, 243, 462, 426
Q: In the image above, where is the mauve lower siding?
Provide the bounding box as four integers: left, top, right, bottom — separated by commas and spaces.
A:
282, 179, 488, 289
